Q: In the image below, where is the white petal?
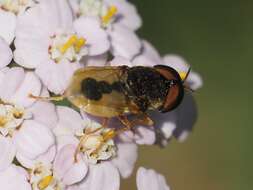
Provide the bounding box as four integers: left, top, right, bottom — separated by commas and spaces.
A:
163, 54, 189, 73
105, 0, 142, 31
54, 145, 88, 185
160, 122, 177, 139
0, 67, 10, 84
109, 24, 141, 59
133, 40, 162, 66
77, 162, 120, 190
74, 16, 110, 56
82, 53, 108, 66
112, 143, 137, 178
0, 10, 16, 44
109, 56, 133, 66
11, 72, 42, 108
55, 106, 84, 135
29, 101, 58, 130
150, 111, 177, 144
0, 164, 31, 190
14, 120, 55, 159
0, 137, 16, 171
187, 71, 203, 90
55, 135, 79, 152
16, 145, 56, 169
0, 37, 12, 68
14, 0, 73, 68
134, 126, 156, 145
35, 60, 80, 94
14, 38, 49, 68
136, 167, 170, 190
0, 67, 25, 102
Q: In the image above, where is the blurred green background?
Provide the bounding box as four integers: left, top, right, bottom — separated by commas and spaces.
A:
122, 1, 252, 190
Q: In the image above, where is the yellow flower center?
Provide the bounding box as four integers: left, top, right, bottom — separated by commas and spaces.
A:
49, 34, 87, 63
0, 116, 7, 127
75, 123, 117, 164
59, 35, 86, 54
102, 5, 117, 25
37, 175, 53, 190
179, 72, 187, 81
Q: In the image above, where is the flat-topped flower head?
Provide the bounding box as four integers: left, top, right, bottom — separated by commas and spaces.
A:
0, 37, 12, 67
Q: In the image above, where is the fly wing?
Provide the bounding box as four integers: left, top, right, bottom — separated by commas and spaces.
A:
65, 67, 133, 117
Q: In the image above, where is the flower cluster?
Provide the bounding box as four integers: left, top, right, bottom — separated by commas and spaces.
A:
0, 0, 202, 190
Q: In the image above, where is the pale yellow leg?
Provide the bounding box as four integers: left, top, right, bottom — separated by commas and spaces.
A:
28, 94, 65, 101
74, 118, 109, 162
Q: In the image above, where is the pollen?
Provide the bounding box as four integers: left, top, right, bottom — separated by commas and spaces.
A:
59, 35, 78, 54
74, 38, 86, 53
179, 72, 187, 81
37, 175, 53, 190
0, 116, 7, 127
59, 35, 86, 54
13, 110, 23, 119
102, 5, 118, 25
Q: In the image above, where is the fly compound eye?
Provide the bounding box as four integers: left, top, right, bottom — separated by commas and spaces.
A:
154, 65, 185, 113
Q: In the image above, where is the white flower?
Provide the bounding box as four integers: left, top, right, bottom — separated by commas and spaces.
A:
71, 0, 142, 30
0, 0, 37, 44
136, 167, 170, 190
12, 144, 88, 190
0, 67, 57, 171
29, 162, 63, 190
72, 0, 142, 60
104, 0, 142, 31
54, 106, 117, 164
14, 0, 109, 94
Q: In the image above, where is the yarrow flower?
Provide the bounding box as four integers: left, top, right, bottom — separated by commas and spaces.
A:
0, 0, 203, 189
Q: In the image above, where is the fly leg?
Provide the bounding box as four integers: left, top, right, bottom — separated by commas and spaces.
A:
131, 113, 154, 127
29, 94, 65, 101
117, 114, 154, 134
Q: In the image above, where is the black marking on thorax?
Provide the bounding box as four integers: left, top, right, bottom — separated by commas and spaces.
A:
81, 78, 124, 101
124, 67, 170, 112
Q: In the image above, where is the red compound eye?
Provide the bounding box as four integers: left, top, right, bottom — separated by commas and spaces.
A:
154, 65, 184, 112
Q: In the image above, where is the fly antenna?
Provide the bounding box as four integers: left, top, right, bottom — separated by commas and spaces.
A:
184, 85, 194, 93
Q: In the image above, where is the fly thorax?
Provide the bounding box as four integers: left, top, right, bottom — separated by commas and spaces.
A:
125, 67, 169, 112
